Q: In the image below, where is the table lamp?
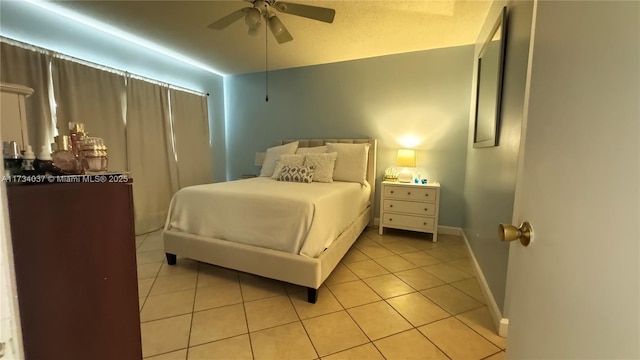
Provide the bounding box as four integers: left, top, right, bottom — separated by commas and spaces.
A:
396, 149, 416, 183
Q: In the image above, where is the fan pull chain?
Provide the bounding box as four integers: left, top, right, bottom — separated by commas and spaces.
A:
265, 19, 269, 102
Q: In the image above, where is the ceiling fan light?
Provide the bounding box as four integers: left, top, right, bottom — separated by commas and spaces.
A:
248, 26, 260, 37
244, 8, 262, 27
268, 15, 285, 35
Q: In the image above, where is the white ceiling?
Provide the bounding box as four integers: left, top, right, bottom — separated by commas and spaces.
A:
52, 1, 492, 75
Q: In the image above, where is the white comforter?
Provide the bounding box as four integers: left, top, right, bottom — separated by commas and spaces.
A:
165, 177, 371, 258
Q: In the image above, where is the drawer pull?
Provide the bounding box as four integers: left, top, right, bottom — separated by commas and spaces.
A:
390, 190, 394, 194
390, 205, 393, 208
424, 208, 428, 211
425, 194, 429, 197
407, 192, 411, 195
423, 222, 427, 225
389, 218, 393, 221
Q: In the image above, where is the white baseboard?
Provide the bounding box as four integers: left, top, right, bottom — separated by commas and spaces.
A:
436, 225, 460, 236
499, 318, 509, 337
460, 229, 509, 337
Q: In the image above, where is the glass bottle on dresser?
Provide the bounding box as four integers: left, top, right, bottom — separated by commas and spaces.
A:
52, 135, 81, 174
69, 122, 86, 158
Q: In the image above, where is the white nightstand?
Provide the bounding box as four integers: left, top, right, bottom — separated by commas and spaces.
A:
379, 180, 441, 242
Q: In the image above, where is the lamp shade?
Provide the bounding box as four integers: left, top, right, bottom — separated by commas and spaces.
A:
244, 8, 263, 27
396, 149, 416, 167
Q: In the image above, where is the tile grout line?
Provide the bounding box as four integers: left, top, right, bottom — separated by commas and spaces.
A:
182, 262, 204, 358
237, 273, 256, 360
286, 291, 321, 359
453, 309, 507, 351
336, 265, 415, 351
373, 237, 501, 359
420, 253, 506, 354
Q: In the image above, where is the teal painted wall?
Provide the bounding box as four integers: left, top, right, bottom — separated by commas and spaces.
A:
0, 0, 226, 182
462, 0, 534, 314
225, 45, 474, 227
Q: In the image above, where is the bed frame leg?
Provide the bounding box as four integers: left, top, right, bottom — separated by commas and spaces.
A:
307, 288, 318, 304
166, 253, 176, 265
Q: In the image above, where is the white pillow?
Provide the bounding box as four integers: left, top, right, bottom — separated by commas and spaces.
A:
326, 143, 370, 184
296, 145, 328, 154
260, 141, 299, 177
271, 154, 306, 179
304, 152, 337, 183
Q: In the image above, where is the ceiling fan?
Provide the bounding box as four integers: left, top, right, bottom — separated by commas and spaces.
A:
207, 0, 336, 44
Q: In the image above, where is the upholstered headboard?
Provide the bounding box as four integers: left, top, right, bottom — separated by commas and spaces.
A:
281, 138, 378, 221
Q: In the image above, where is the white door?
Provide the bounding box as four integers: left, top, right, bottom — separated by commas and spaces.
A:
0, 184, 23, 360
0, 116, 24, 359
504, 1, 639, 359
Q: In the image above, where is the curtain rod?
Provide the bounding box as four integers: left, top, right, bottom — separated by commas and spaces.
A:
0, 36, 208, 97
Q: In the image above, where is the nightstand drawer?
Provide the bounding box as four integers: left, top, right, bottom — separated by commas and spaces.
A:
382, 213, 435, 232
384, 186, 437, 202
383, 200, 436, 216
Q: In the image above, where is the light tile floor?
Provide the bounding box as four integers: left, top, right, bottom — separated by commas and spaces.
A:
136, 227, 507, 360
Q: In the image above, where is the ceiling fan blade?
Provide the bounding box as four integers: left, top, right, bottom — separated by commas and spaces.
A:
273, 1, 335, 23
268, 15, 293, 44
207, 8, 250, 29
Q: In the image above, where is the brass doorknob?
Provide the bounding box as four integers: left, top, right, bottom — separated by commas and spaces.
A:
499, 222, 533, 246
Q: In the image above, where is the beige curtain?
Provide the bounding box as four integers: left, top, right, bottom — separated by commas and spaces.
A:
1, 41, 212, 234
52, 59, 128, 171
126, 78, 178, 234
0, 42, 55, 152
170, 89, 212, 188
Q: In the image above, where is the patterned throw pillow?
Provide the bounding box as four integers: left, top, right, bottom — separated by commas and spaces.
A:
277, 165, 315, 183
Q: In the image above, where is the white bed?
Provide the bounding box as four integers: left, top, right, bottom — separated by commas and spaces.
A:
163, 139, 377, 303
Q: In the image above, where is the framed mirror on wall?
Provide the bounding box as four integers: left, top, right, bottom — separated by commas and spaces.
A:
473, 6, 507, 148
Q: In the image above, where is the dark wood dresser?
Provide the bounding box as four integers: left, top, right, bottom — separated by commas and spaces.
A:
7, 181, 142, 360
